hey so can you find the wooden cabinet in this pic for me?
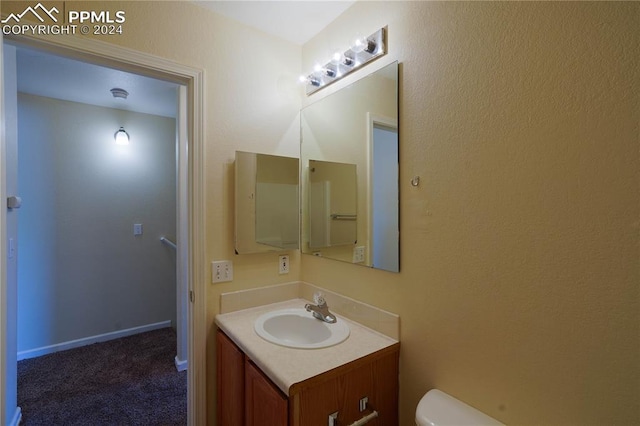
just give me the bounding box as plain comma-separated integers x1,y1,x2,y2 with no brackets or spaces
217,329,399,426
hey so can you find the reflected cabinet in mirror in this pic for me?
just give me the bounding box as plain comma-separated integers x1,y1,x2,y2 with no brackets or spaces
235,151,299,254
301,61,399,272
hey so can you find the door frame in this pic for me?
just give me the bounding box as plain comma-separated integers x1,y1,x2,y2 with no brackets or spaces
0,32,206,425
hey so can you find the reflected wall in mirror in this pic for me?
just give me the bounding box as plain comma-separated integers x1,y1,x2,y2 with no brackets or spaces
235,151,299,254
301,61,399,272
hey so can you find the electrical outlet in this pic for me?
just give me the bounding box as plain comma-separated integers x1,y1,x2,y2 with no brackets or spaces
133,223,143,236
353,246,365,263
212,260,233,283
279,255,289,274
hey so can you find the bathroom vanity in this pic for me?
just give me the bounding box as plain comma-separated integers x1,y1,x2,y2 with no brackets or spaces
216,293,400,426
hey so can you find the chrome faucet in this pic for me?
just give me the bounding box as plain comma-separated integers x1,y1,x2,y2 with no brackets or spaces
305,292,337,324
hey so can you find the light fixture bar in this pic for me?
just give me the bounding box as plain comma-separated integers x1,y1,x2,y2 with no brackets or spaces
302,27,387,95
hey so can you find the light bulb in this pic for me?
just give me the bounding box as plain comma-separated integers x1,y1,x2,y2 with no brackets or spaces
114,127,130,145
299,75,320,86
352,37,366,53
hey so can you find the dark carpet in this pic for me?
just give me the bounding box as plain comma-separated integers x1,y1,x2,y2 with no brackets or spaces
18,327,187,426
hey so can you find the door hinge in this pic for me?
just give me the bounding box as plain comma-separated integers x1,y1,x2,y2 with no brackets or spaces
189,290,194,303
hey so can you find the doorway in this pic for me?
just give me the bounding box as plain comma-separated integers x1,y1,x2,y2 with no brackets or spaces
0,33,206,425
367,114,399,272
371,124,399,271
12,45,184,362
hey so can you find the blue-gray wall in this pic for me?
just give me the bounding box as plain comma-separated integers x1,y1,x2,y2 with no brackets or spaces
17,93,176,354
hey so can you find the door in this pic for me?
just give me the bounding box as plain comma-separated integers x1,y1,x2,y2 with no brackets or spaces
216,330,245,426
245,359,288,426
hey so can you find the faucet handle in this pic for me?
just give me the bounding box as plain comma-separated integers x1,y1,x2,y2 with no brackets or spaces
313,292,326,306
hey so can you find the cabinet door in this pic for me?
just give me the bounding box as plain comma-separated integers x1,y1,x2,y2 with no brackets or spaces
217,330,245,426
295,365,373,425
293,350,399,426
245,359,289,426
369,349,399,426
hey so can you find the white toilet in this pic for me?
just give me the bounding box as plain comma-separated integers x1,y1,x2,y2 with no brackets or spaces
416,389,505,426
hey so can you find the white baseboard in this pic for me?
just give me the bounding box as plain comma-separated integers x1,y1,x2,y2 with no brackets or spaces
9,406,21,426
174,355,188,372
17,320,172,361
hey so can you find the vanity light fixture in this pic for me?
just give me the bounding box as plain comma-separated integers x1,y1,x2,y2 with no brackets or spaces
300,27,387,95
114,126,130,145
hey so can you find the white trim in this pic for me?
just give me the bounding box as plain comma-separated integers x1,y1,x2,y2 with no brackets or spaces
176,85,189,372
2,32,206,426
8,406,20,426
17,321,172,361
174,355,188,372
1,33,9,426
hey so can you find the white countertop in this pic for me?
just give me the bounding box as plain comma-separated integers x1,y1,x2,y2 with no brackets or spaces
215,298,399,396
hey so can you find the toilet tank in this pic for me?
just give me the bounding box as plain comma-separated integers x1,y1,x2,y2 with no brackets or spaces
416,389,504,426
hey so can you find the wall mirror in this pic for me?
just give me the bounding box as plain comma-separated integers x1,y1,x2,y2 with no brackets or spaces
235,151,299,254
301,61,399,272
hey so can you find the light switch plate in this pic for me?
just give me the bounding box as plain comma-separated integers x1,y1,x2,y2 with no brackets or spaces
278,255,289,274
353,246,365,263
212,260,233,283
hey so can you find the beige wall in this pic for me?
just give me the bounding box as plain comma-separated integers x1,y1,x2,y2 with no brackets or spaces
301,2,639,425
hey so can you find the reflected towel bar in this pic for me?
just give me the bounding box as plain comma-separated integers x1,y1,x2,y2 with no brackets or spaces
330,214,357,221
160,236,177,250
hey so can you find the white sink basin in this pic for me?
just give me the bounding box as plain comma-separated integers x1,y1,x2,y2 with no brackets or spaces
254,308,350,349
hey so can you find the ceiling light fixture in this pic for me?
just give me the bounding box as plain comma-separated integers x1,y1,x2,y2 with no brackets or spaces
114,127,130,145
110,87,129,99
299,27,387,95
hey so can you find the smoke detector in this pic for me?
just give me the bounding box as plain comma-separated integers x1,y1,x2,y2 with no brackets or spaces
110,88,129,99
